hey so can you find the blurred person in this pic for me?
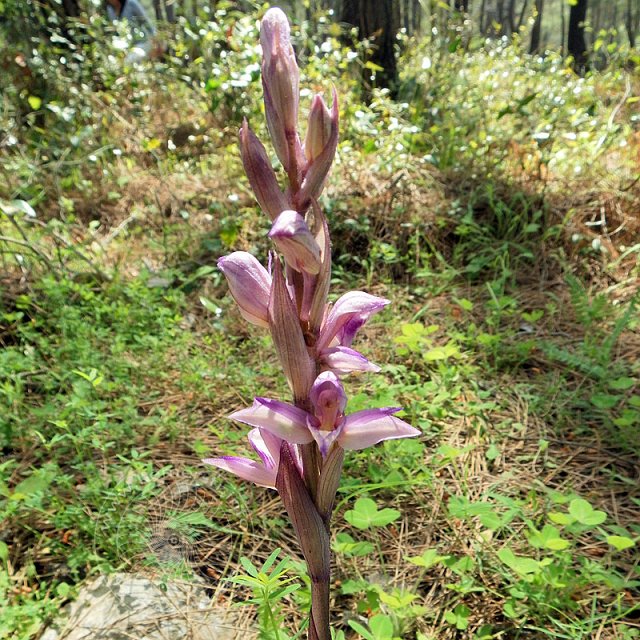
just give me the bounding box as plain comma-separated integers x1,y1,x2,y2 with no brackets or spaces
106,0,159,63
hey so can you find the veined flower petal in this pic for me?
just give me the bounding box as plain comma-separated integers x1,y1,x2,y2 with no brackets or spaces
218,252,271,328
269,210,322,274
316,291,390,352
338,407,420,451
309,371,347,430
204,456,277,488
229,398,314,445
320,346,381,374
204,428,282,488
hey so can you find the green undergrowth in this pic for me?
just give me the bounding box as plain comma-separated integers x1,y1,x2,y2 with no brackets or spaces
0,4,638,640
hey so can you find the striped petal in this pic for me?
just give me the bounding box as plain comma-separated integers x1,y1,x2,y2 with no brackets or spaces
338,408,420,451
229,398,314,445
316,291,389,352
320,346,381,374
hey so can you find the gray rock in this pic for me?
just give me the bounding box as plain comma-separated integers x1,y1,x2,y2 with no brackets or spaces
41,573,244,640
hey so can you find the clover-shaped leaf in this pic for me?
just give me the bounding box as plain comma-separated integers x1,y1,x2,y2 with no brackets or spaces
344,498,401,530
568,498,607,526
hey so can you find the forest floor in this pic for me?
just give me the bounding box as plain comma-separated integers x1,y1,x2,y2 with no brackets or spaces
1,35,639,640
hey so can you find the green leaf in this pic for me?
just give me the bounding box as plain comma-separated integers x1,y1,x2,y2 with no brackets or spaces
28,95,42,110
424,342,459,361
485,443,500,461
333,533,374,557
11,469,55,501
548,511,574,525
498,548,540,575
0,541,8,564
444,605,470,630
405,548,447,569
344,498,400,530
200,296,222,316
168,511,216,529
528,525,570,551
606,535,635,551
348,620,375,640
590,394,620,409
568,498,607,526
608,377,635,390
364,61,384,72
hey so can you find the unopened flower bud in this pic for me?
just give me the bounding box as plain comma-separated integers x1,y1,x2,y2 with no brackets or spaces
297,88,339,209
239,120,289,220
269,210,322,274
218,252,271,328
304,93,335,162
260,8,300,173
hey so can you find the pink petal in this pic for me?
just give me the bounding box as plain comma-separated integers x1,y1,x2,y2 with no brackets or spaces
229,398,314,445
309,371,347,430
320,346,381,374
269,210,322,274
316,291,390,352
247,428,281,468
218,252,271,328
338,408,420,451
204,456,277,488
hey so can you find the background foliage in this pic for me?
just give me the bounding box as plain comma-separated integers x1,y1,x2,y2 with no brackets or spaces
0,1,638,639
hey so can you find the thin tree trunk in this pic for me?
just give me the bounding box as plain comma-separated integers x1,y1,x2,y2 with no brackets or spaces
561,0,566,53
567,0,588,71
341,0,399,99
507,0,516,34
516,0,529,30
165,0,176,23
627,0,637,47
529,0,544,52
152,0,162,21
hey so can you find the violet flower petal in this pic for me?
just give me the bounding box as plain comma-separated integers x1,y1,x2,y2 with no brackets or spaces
204,456,277,488
260,8,300,172
316,291,390,352
218,251,271,328
269,210,322,274
239,120,289,220
229,398,314,445
309,371,347,430
297,88,339,209
268,257,316,403
320,346,381,374
338,407,420,451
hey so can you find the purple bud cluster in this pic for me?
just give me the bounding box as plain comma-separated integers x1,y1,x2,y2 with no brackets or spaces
205,9,419,640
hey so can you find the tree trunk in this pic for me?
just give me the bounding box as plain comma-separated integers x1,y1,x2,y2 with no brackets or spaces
516,0,528,30
341,0,399,99
627,0,637,47
165,0,176,23
507,0,516,34
529,0,544,52
560,0,566,52
567,0,588,71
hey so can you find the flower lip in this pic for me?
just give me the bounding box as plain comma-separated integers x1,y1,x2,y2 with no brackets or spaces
309,371,347,430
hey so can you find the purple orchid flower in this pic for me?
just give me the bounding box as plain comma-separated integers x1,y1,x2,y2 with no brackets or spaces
209,9,419,640
229,372,419,458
